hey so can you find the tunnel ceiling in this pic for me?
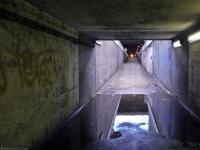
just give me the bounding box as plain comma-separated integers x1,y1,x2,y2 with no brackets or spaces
29,0,200,40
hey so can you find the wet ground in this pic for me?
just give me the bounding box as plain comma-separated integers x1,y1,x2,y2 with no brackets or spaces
85,131,200,150
113,114,149,138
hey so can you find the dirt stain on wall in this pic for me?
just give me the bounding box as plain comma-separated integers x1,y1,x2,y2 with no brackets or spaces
0,16,79,148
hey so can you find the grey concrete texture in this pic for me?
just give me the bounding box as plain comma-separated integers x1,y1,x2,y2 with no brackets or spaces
189,41,200,113
0,0,78,38
172,40,189,102
140,40,199,115
145,93,200,143
95,95,121,140
79,45,96,105
79,41,124,103
0,14,79,147
140,40,200,141
30,0,200,39
84,131,200,150
95,41,124,91
79,41,124,146
0,1,80,148
80,95,120,147
97,58,161,95
141,40,189,98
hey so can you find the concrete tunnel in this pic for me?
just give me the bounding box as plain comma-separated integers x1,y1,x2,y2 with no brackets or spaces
0,0,200,150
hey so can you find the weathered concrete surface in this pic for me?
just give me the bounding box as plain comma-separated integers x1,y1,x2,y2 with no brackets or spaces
141,41,173,90
189,41,200,113
139,40,200,115
172,39,189,102
79,44,96,105
145,93,200,143
140,40,189,103
97,58,160,95
85,131,200,150
0,0,77,38
140,40,200,142
95,41,124,91
80,95,121,148
79,41,124,147
0,1,79,148
95,95,121,140
79,41,124,104
29,0,200,39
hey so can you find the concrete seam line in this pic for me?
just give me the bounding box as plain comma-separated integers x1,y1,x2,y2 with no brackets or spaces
146,96,159,133
106,95,122,139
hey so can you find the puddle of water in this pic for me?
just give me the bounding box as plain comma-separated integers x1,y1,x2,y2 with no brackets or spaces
113,114,149,136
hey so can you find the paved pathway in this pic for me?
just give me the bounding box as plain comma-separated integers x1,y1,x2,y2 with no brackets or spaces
97,58,161,94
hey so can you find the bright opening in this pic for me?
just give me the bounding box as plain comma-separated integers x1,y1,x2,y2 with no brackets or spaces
188,31,200,43
173,40,181,48
113,114,149,133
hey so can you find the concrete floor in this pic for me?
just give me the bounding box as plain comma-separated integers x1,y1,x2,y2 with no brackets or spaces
97,58,161,94
84,131,200,150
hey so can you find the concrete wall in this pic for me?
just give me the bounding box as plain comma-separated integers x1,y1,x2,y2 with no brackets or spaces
0,1,125,148
189,41,200,113
95,41,124,90
172,39,189,102
79,41,123,146
0,1,79,148
140,40,189,101
79,45,96,105
79,41,123,103
140,40,200,141
145,93,200,142
139,40,199,111
141,41,173,90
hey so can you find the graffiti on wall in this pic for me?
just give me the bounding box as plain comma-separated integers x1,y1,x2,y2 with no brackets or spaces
0,20,77,96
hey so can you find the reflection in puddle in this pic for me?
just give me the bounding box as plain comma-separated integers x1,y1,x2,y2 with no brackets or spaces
113,115,149,137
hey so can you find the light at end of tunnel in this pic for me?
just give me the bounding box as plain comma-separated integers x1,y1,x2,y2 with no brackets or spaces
173,40,181,48
130,54,134,58
188,31,200,43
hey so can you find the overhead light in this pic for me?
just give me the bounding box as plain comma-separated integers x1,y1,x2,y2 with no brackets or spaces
96,40,102,45
173,40,181,48
188,31,200,43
